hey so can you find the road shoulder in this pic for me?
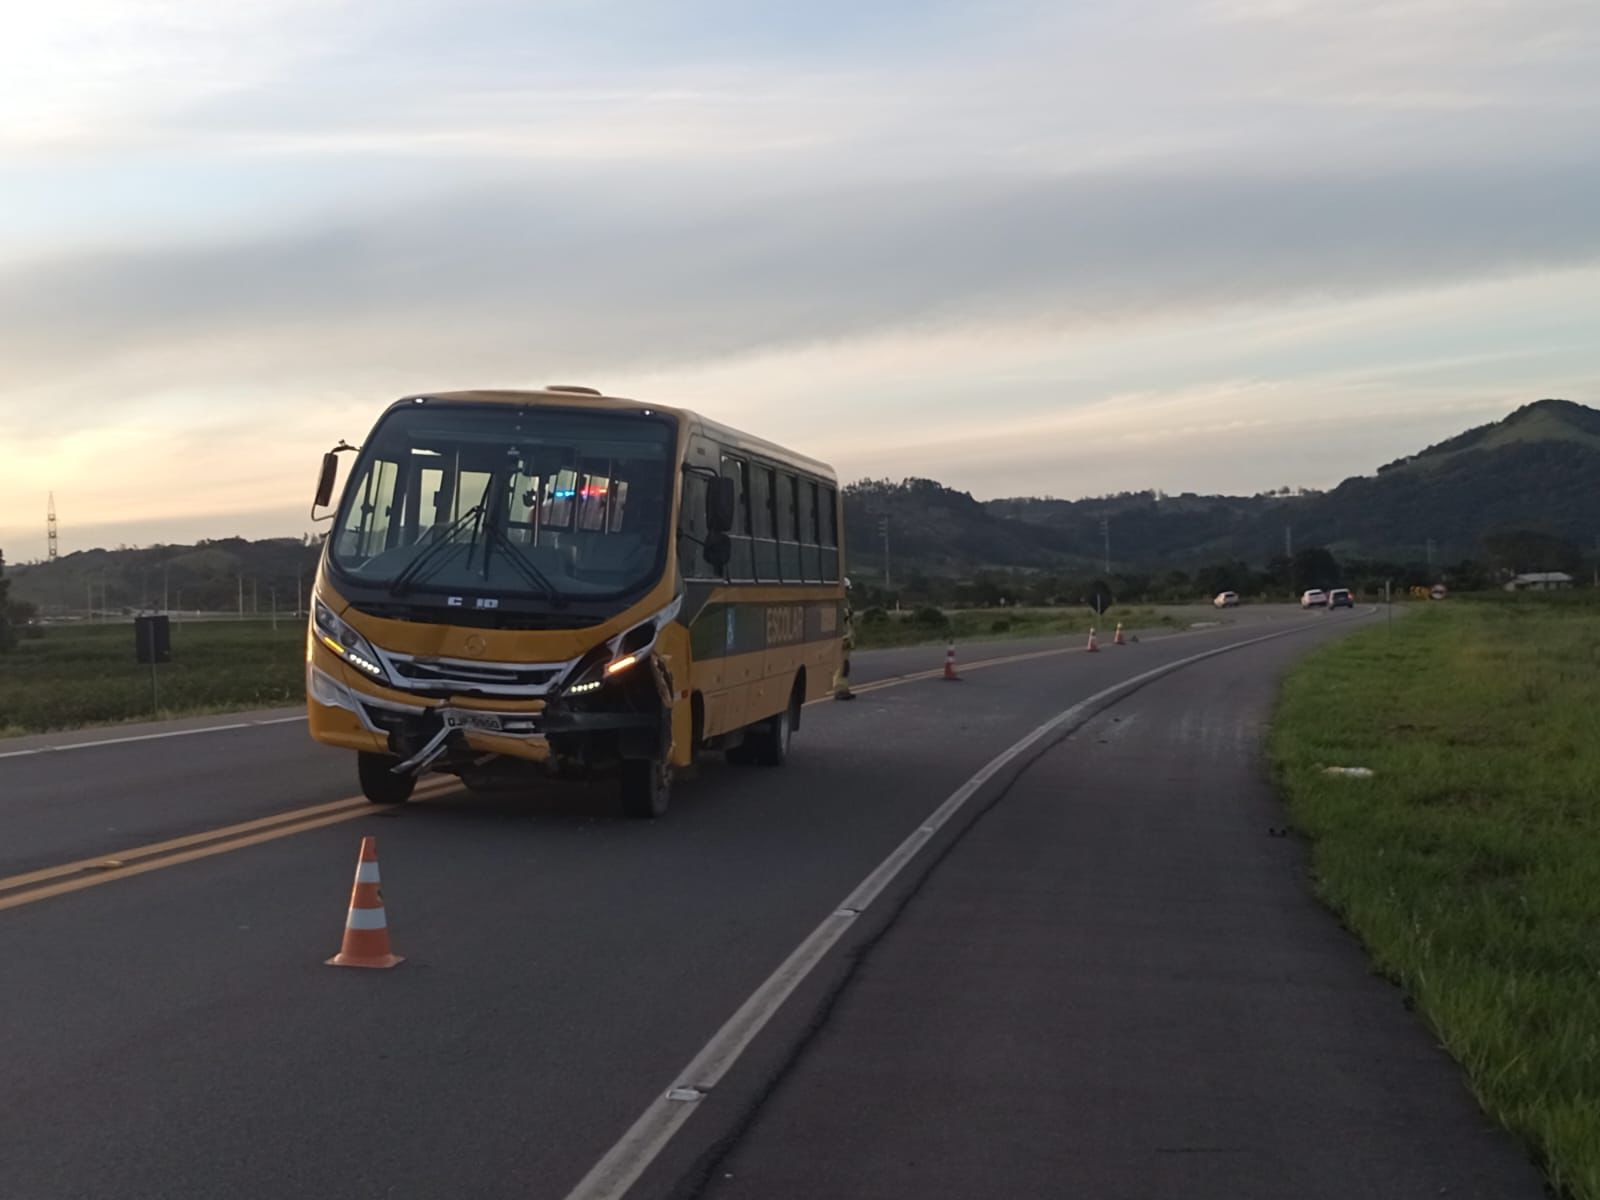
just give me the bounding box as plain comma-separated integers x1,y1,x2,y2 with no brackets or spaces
690,630,1544,1199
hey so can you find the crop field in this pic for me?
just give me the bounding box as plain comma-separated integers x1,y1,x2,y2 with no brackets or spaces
0,620,306,735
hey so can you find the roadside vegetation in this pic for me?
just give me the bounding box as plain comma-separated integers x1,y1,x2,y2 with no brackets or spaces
1272,597,1600,1199
0,620,305,736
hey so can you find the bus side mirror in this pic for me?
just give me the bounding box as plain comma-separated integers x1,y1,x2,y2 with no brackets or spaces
703,531,732,571
706,477,736,533
312,452,339,516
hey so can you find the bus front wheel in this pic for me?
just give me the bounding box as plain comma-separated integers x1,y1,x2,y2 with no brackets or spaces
358,752,416,805
621,757,671,819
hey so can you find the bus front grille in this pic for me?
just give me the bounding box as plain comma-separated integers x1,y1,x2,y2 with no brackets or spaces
381,652,563,697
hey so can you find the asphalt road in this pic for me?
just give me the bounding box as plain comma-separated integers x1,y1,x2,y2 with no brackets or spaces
0,604,1543,1199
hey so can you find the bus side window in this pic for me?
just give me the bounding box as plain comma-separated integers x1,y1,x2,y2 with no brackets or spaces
721,453,754,580
608,481,629,533
802,479,822,581
576,470,610,532
776,471,799,580
542,468,576,529
751,465,778,580
821,485,839,580
679,472,711,579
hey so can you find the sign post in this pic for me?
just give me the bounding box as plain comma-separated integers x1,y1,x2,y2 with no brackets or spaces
134,615,172,714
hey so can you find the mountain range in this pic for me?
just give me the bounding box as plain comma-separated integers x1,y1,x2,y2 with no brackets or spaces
6,398,1597,614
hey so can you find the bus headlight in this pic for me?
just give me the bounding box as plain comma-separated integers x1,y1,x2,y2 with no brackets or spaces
562,647,643,698
313,598,389,683
558,598,678,699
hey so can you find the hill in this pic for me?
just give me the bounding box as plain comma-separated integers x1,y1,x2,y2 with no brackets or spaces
1377,398,1600,471
847,398,1600,575
11,537,322,617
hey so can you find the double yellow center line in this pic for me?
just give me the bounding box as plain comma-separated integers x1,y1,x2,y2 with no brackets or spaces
0,777,459,913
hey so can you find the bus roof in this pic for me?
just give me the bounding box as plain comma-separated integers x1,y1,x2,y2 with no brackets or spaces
408,389,836,482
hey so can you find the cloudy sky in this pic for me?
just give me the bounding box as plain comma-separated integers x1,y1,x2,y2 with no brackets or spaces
3,0,1598,560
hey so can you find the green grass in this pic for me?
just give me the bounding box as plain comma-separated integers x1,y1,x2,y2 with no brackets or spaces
853,604,1182,650
0,620,306,735
1271,600,1600,1199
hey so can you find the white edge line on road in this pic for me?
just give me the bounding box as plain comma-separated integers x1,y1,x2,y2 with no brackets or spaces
560,614,1350,1200
2,720,269,758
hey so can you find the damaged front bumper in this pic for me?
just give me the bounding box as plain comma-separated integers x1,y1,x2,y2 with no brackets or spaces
308,663,669,778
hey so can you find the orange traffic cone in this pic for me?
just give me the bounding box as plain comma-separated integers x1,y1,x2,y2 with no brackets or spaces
326,836,404,969
943,641,961,681
1114,623,1126,646
1086,627,1100,653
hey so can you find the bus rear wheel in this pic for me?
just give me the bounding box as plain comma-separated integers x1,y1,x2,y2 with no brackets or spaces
621,756,671,819
747,688,799,767
358,752,416,805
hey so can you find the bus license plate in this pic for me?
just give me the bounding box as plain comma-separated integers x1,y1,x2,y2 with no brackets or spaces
443,709,503,733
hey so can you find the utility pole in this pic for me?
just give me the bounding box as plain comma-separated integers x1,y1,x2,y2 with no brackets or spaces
86,580,93,622
877,516,891,592
270,586,278,631
162,563,169,613
252,576,258,615
1100,516,1111,575
1285,524,1294,598
47,492,58,561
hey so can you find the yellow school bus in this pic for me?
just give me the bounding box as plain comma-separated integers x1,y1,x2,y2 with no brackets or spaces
305,387,846,817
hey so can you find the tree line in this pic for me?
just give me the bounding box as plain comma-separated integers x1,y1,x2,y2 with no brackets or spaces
846,530,1591,613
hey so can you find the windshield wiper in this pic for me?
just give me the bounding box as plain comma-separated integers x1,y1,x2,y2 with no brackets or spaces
387,504,486,597
481,515,568,609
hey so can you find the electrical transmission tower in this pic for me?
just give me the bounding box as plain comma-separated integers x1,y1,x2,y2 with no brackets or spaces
47,492,59,561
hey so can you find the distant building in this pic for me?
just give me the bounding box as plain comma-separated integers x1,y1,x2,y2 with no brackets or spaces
1504,572,1574,592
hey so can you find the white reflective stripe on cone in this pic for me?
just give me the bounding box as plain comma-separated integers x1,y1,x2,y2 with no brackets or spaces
346,907,389,930
355,863,382,883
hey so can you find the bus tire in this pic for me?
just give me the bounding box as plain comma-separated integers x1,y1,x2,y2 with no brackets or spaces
621,757,671,819
358,752,416,805
749,684,800,767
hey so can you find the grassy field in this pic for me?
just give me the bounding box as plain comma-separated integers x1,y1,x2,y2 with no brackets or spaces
0,620,306,736
853,604,1182,649
1272,599,1600,1199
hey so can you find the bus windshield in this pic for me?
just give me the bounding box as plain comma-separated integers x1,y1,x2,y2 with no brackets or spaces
329,404,676,606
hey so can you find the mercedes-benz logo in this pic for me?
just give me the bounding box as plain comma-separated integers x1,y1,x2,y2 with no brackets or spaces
463,634,487,658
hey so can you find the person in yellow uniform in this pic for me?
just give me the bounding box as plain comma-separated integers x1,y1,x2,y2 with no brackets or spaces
833,577,856,701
